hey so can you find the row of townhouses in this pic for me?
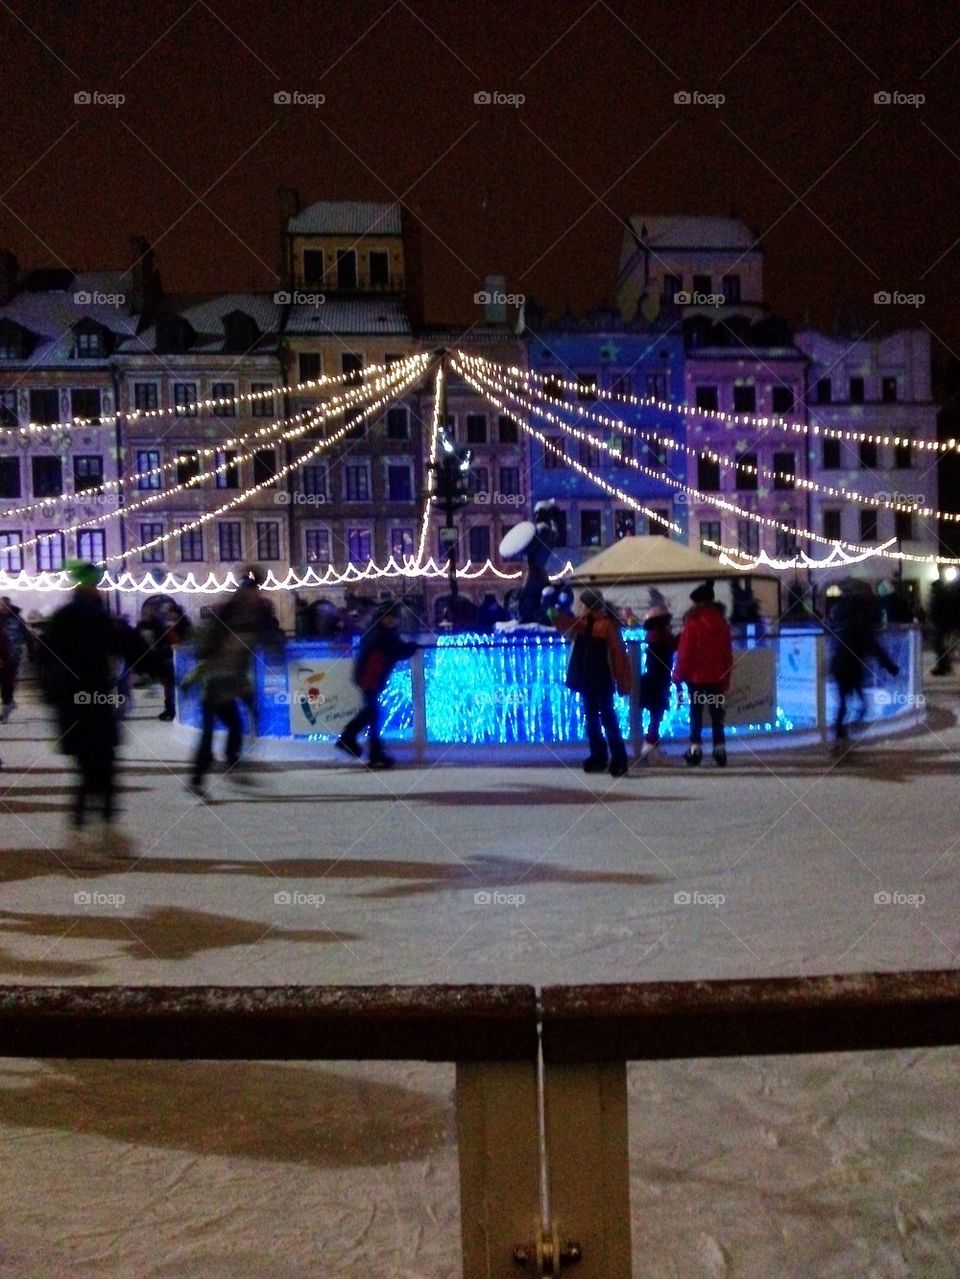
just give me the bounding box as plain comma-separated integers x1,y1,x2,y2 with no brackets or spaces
0,203,940,623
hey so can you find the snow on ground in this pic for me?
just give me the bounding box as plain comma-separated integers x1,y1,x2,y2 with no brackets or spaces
0,680,959,1276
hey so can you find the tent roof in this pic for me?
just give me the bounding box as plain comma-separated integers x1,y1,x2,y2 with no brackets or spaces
569,536,776,585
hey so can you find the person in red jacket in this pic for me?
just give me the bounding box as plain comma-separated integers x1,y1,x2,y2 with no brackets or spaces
674,581,734,767
553,587,632,776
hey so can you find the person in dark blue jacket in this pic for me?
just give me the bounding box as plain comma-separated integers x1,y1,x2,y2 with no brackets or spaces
336,601,417,769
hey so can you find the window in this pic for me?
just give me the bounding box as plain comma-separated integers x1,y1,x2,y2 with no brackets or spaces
73,455,103,493
0,457,21,498
176,450,201,486
173,383,197,416
859,440,878,470
662,274,682,302
580,510,603,547
733,384,756,413
466,414,487,444
576,374,597,401
341,352,363,384
442,414,457,440
347,527,371,561
499,466,520,496
772,386,794,414
304,527,331,565
386,407,409,440
253,448,277,486
615,510,635,540
894,510,913,543
697,456,721,491
737,519,759,555
70,388,101,422
543,375,563,401
773,452,795,490
180,529,204,562
894,441,913,469
849,377,865,404
695,385,719,411
369,250,390,288
391,527,415,560
693,273,711,295
0,531,22,572
139,522,164,563
470,466,489,498
859,508,878,542
775,530,798,558
133,382,158,411
32,456,63,497
0,390,17,427
303,249,324,284
645,372,668,400
343,462,370,501
74,329,102,358
578,438,600,469
700,520,721,549
822,438,841,469
136,449,162,490
387,463,413,502
299,352,321,381
300,462,327,498
255,521,281,561
611,434,634,466
722,274,741,304
215,449,240,490
823,509,842,541
611,373,633,398
735,452,758,491
649,509,670,537
77,529,105,562
30,389,60,425
552,509,569,546
217,521,242,562
251,383,275,417
336,250,358,290
544,438,565,468
384,353,404,367
211,382,236,416
36,530,65,571
816,378,832,404
468,525,491,562
882,376,898,404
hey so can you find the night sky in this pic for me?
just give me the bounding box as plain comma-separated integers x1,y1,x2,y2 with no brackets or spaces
2,1,958,354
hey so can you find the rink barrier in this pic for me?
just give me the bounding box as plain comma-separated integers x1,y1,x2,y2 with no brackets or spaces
2,970,958,1279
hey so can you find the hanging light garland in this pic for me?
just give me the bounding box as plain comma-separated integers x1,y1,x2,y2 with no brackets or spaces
703,539,901,572
413,363,443,568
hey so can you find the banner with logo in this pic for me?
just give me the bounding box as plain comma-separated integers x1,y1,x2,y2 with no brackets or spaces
285,658,362,736
724,647,776,726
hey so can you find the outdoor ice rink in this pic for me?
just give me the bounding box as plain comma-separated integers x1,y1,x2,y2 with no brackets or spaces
1,679,958,1277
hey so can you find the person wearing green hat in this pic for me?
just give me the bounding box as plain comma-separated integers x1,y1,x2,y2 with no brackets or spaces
39,562,133,855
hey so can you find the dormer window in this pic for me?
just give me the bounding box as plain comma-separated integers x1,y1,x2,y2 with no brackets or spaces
75,329,102,358
155,315,195,355
369,250,389,288
0,319,35,360
303,250,324,285
222,310,260,354
336,250,357,290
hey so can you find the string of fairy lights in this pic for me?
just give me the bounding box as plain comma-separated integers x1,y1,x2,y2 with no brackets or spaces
413,363,443,568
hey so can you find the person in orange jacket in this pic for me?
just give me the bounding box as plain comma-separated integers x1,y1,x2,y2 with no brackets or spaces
553,587,632,776
674,581,734,767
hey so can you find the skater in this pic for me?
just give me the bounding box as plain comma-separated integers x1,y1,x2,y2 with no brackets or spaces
39,561,132,854
156,601,192,720
0,596,29,722
632,603,677,768
552,587,631,777
826,579,899,751
184,567,282,797
336,600,417,769
674,581,733,767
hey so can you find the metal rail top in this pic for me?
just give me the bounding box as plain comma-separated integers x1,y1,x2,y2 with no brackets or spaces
0,971,958,1063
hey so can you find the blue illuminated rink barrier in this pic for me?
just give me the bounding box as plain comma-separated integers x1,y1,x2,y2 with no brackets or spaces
175,625,924,758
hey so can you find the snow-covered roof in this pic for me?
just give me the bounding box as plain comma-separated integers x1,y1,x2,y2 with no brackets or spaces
119,293,282,355
626,215,758,251
285,296,411,336
0,270,140,363
287,201,402,236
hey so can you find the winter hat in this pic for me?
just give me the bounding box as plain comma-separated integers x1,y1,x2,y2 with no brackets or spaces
374,599,401,623
580,587,605,611
643,604,671,627
690,581,714,604
66,560,101,589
